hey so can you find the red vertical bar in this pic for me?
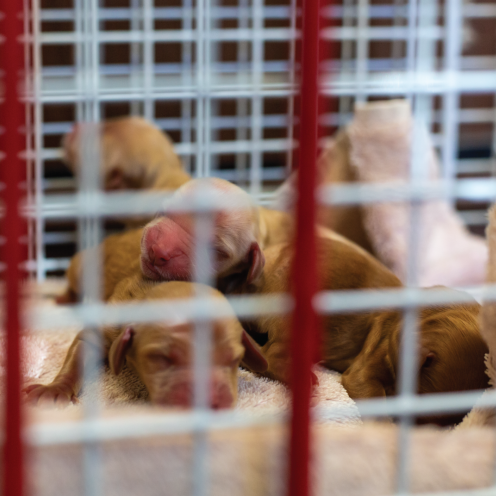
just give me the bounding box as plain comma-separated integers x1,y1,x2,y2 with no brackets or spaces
1,0,26,494
288,0,322,495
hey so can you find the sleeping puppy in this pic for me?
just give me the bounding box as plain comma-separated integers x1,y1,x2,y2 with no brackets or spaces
63,116,192,229
140,177,294,287
57,178,265,303
340,300,489,399
62,116,191,192
272,130,375,254
26,276,267,408
58,177,293,304
64,117,293,241
233,237,489,407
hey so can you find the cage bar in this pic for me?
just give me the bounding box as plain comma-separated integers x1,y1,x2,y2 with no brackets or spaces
1,0,27,494
288,0,322,495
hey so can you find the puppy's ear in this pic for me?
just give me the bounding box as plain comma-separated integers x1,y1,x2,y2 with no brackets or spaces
340,314,397,399
108,326,135,375
106,168,125,190
218,242,265,294
246,242,265,284
241,330,268,373
420,347,435,368
341,364,388,399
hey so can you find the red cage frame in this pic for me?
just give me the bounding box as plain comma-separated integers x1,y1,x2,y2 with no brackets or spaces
2,0,27,494
289,0,324,495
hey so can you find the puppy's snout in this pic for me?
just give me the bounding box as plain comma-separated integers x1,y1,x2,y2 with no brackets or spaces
148,244,171,267
210,381,233,410
154,371,234,409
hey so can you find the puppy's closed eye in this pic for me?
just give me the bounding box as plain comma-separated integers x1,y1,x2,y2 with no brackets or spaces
215,249,230,261
147,353,173,371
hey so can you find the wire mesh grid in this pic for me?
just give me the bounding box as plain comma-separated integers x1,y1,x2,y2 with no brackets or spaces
24,0,496,280
3,0,496,495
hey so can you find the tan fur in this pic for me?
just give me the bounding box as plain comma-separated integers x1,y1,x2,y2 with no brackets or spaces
58,180,298,304
58,228,144,303
258,206,294,249
63,116,191,228
273,132,374,253
62,116,191,192
235,237,489,415
25,278,245,409
62,117,295,241
317,131,375,254
139,177,295,291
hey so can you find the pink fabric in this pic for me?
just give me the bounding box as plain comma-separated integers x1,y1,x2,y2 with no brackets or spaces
346,99,487,288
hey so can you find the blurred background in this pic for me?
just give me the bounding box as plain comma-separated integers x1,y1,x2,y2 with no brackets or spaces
27,0,496,277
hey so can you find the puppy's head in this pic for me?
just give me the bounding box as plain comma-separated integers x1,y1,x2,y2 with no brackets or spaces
140,178,265,289
388,300,489,425
415,303,489,395
107,282,267,409
109,320,243,409
62,116,181,190
387,300,489,396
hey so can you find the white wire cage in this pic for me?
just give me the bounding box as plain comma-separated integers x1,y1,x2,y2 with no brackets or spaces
28,0,496,281
14,0,496,495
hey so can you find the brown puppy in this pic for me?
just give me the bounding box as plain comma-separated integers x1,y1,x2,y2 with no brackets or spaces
26,277,267,408
62,116,191,192
340,298,489,401
234,237,489,403
317,131,375,253
273,131,375,254
258,206,294,248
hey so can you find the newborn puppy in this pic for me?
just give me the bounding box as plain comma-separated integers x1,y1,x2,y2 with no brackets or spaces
26,277,267,408
340,298,489,399
57,178,294,304
272,131,375,254
141,177,294,292
62,116,191,192
234,237,489,403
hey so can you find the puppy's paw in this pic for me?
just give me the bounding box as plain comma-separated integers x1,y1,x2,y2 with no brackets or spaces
55,289,77,305
23,383,78,408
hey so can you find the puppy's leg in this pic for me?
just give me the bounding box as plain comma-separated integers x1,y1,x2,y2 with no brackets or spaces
340,347,390,399
55,288,78,305
24,330,104,407
261,339,290,383
261,339,318,386
340,367,386,399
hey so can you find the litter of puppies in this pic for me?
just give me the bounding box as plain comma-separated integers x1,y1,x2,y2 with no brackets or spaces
24,111,492,429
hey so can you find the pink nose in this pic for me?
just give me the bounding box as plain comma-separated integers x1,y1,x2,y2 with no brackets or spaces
210,383,233,410
162,380,233,409
148,244,172,267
